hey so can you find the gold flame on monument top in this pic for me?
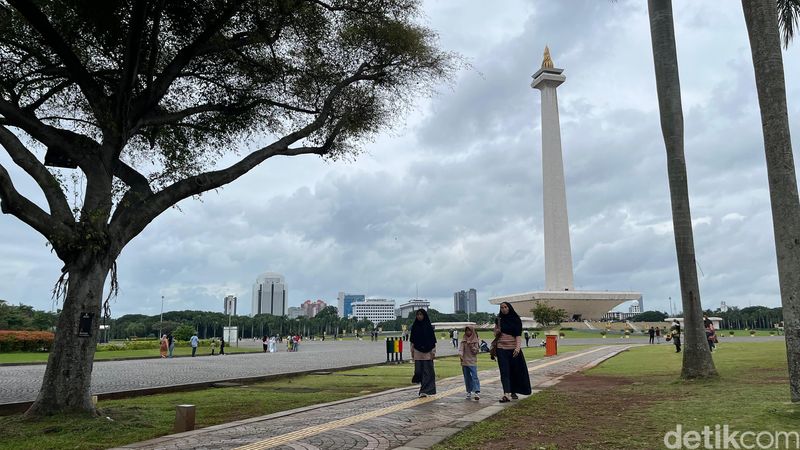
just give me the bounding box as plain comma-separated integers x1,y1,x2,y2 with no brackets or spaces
541,46,554,69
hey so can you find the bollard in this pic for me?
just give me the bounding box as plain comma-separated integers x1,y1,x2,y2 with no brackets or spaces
390,337,396,362
398,337,403,361
385,337,391,363
174,404,196,432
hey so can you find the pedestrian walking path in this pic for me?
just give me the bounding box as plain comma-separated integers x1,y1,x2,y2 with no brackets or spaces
112,345,633,450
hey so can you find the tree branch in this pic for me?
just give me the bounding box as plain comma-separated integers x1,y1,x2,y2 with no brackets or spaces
0,124,72,222
116,0,148,130
112,64,376,245
138,99,318,127
0,161,71,240
0,97,99,167
132,1,244,126
7,0,110,123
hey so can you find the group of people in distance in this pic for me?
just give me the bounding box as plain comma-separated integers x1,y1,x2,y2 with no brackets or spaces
658,315,718,353
409,302,532,403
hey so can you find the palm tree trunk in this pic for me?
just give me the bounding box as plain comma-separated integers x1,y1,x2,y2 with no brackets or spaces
742,0,800,402
647,0,717,378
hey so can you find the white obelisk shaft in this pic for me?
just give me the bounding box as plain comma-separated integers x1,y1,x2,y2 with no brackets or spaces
531,52,574,291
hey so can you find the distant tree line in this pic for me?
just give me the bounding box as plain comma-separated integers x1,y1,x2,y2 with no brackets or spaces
0,301,499,339
0,300,58,330
629,306,783,330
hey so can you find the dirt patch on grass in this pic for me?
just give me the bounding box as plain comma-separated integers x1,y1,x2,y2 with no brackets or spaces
477,373,656,450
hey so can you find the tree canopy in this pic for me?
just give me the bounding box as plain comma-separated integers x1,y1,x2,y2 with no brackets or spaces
0,0,456,416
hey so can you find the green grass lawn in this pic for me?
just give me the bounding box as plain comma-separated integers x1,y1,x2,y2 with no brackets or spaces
434,341,798,450
0,346,596,450
0,345,262,364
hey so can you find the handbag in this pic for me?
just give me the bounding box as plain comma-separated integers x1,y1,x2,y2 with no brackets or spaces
489,338,498,360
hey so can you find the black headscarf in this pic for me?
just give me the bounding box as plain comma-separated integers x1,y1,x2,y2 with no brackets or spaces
499,302,523,337
410,308,436,352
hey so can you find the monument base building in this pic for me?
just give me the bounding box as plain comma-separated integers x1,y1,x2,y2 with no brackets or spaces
490,290,641,321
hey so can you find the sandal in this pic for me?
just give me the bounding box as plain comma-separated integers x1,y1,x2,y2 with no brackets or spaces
499,396,510,403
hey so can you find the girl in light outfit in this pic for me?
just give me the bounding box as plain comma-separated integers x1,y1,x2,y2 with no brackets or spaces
459,325,481,400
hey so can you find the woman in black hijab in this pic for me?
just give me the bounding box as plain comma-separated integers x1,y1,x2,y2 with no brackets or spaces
410,308,437,397
494,302,531,402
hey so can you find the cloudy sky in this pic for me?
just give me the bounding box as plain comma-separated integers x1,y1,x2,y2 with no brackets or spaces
1,0,798,318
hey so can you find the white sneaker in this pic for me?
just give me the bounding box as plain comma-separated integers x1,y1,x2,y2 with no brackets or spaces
419,393,428,398
473,393,480,400
465,392,472,399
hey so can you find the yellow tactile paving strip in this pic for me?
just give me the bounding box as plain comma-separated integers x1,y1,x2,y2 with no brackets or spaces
234,346,614,450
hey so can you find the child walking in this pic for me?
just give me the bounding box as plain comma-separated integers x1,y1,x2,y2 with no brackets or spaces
459,325,481,400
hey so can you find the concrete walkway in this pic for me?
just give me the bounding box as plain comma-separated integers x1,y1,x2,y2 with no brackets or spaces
112,345,633,450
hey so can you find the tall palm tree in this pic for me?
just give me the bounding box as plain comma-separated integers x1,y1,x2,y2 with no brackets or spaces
647,0,717,378
777,0,800,47
741,0,800,402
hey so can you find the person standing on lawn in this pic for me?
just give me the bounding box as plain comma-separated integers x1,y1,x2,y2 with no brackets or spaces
410,308,437,397
494,302,532,403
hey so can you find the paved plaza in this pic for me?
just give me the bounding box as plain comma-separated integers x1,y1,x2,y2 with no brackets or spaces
0,336,782,406
111,345,632,450
0,339,460,405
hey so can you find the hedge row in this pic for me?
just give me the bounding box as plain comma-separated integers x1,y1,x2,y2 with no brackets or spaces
0,330,55,352
97,339,217,352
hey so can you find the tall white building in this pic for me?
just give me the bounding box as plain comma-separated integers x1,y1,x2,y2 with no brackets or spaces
224,294,237,316
252,272,287,317
351,299,396,325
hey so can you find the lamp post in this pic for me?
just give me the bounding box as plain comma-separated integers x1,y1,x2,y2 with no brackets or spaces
159,295,164,338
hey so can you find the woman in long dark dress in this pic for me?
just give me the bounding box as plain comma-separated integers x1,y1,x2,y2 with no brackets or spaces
410,308,437,397
494,302,532,402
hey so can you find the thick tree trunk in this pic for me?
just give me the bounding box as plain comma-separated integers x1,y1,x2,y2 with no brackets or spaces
647,0,717,378
25,258,110,416
742,0,800,402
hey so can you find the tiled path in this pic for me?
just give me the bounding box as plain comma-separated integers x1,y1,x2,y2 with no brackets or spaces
113,345,633,450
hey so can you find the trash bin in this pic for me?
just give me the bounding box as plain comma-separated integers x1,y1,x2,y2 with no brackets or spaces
545,334,558,356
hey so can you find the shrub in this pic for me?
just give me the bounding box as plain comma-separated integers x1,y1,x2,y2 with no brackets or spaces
750,330,757,336
769,331,776,336
600,330,607,336
559,327,573,331
0,330,54,352
558,332,565,337
729,331,735,336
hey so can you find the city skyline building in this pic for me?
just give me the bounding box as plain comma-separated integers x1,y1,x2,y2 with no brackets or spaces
397,299,430,318
453,289,477,314
351,299,396,325
251,272,287,317
337,292,365,318
300,299,327,318
287,306,303,319
224,294,237,316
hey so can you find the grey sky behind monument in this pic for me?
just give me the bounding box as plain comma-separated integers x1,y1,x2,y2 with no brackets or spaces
0,0,797,317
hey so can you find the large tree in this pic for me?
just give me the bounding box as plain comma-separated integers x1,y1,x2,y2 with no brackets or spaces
741,0,800,402
646,0,717,378
0,0,454,416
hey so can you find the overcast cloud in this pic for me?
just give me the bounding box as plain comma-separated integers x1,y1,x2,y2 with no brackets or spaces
1,0,798,318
